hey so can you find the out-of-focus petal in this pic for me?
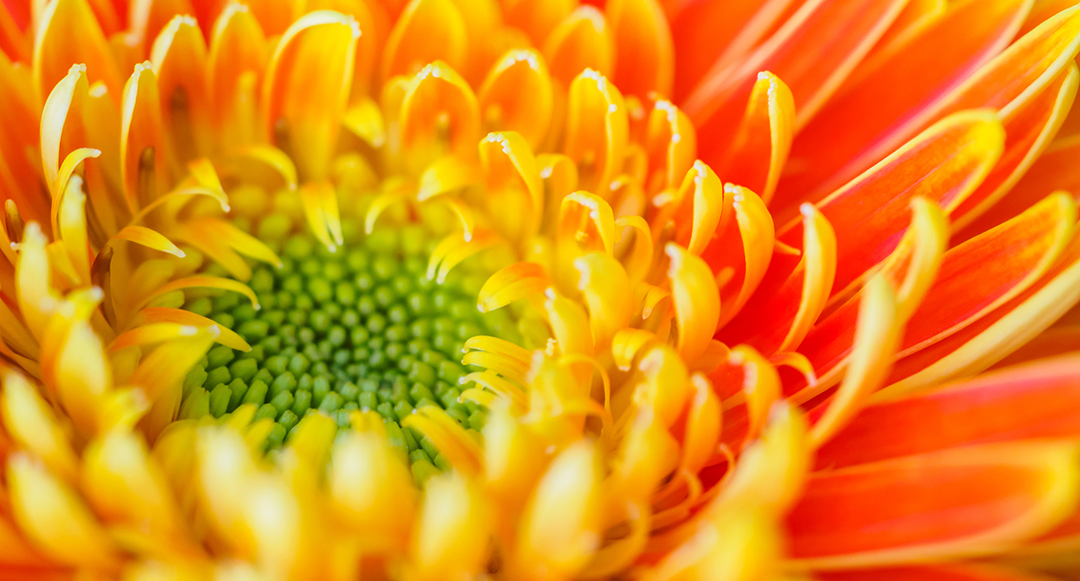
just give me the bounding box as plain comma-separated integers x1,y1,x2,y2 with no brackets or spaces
150,15,211,167
8,453,121,570
262,11,359,182
952,63,1080,231
818,564,1067,581
120,63,169,212
669,0,797,101
33,0,123,100
382,0,467,80
543,7,615,87
206,3,266,150
606,0,673,97
787,442,1080,568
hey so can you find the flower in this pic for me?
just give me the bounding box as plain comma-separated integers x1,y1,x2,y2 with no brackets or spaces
0,0,1080,580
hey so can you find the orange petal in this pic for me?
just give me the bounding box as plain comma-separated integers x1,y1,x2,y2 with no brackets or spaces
964,135,1080,237
502,0,575,46
669,0,797,102
606,0,672,97
33,0,123,101
398,61,481,167
0,53,45,224
717,71,795,204
881,230,1080,395
128,0,195,52
786,110,1005,300
818,564,1069,581
120,63,169,212
381,0,467,80
564,69,628,195
900,193,1075,356
478,49,554,150
817,353,1080,469
953,64,1080,232
206,3,267,150
777,1,1077,213
150,15,210,167
787,442,1080,568
262,11,359,182
991,324,1080,369
542,6,615,87
802,193,1072,399
857,0,948,69
686,0,908,164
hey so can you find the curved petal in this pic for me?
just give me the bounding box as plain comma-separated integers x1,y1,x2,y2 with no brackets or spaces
478,49,554,149
687,0,908,165
33,0,123,100
206,3,267,150
398,61,481,167
120,63,169,212
777,1,1078,213
542,7,615,86
718,71,795,204
381,0,467,80
150,15,210,167
786,110,1005,299
564,69,629,194
262,11,359,182
881,231,1080,396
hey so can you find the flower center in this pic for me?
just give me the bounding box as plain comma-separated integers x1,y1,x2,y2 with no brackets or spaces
178,210,519,477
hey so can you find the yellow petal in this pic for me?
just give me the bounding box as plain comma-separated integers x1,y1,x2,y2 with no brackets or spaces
667,243,720,366
478,49,554,149
564,69,628,194
514,440,603,579
381,0,467,80
810,276,901,447
8,453,120,570
412,471,492,581
1,370,78,482
329,430,416,548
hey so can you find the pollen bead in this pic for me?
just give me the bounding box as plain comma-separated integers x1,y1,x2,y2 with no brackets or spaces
179,211,517,464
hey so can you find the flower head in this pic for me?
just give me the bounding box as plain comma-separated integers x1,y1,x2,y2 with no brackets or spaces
1,0,1080,580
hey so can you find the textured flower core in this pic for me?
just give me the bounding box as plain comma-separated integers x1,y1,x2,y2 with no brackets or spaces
178,209,517,472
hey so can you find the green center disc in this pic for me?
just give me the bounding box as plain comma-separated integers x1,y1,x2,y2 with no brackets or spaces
178,213,521,479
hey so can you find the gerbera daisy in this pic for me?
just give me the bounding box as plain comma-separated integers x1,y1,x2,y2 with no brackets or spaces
1,0,1080,580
